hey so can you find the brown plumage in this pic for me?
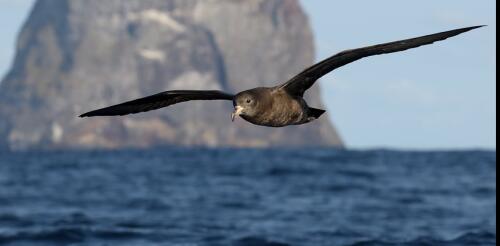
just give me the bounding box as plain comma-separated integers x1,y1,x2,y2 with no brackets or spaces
80,26,484,127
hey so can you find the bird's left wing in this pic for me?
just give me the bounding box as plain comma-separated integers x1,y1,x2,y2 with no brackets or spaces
280,26,485,97
80,90,234,117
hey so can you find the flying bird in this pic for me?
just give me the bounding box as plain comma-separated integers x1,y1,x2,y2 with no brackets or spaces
80,26,484,127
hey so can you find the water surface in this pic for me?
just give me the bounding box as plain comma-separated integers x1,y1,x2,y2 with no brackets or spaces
0,149,496,245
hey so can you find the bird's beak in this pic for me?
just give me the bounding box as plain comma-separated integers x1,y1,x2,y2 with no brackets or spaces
232,106,244,122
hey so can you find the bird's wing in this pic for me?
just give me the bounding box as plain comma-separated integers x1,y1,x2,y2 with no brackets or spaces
80,90,234,117
280,26,485,96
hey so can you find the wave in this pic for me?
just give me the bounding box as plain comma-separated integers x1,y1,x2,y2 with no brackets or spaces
0,227,154,244
0,229,494,246
234,237,291,246
349,232,496,246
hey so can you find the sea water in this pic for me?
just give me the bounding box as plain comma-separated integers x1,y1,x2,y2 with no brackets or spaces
0,148,496,246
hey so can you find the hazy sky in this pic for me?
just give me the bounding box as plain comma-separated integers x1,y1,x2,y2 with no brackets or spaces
0,1,496,150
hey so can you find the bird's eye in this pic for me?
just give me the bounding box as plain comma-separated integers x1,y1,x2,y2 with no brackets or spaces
246,99,252,104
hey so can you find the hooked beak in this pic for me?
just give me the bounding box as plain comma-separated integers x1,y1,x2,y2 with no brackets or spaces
231,106,244,122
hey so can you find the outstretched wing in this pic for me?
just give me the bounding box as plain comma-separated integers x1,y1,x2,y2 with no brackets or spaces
80,90,234,117
280,26,485,96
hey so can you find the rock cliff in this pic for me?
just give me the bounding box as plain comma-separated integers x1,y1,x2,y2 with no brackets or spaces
0,0,343,150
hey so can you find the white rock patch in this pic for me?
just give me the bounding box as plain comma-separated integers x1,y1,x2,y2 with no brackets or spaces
167,71,221,91
51,122,64,143
139,49,166,62
129,9,185,32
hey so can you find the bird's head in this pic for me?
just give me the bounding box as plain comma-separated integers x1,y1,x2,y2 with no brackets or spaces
232,90,260,122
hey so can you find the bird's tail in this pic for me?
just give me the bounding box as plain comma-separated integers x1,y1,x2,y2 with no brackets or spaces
308,107,326,119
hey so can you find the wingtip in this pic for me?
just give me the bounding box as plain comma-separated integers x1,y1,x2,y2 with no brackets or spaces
468,25,487,30
451,25,487,35
474,25,487,28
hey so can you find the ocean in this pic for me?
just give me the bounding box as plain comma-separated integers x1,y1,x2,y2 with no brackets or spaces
0,148,496,246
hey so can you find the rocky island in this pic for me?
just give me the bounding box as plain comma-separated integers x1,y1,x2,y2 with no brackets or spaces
0,0,343,150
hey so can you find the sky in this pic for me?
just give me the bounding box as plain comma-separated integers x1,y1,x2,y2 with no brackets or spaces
0,1,496,150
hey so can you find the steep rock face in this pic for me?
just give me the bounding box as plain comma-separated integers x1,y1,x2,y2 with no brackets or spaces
0,0,343,150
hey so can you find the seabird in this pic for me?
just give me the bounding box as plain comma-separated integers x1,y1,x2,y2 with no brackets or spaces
80,26,484,127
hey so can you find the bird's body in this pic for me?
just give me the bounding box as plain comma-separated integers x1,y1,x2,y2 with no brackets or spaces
235,87,312,127
80,26,484,128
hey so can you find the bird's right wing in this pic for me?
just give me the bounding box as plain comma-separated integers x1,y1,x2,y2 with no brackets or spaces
80,90,234,117
280,26,485,97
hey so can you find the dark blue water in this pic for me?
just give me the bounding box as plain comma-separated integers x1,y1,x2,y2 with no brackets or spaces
0,149,496,246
